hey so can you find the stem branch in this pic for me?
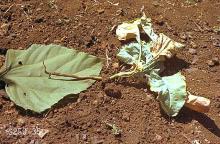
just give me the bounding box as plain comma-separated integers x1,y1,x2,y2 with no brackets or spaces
43,61,103,81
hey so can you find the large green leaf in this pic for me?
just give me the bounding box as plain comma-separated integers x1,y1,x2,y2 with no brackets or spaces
0,44,103,113
148,71,187,116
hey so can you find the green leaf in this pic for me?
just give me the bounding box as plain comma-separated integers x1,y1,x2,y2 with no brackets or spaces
116,41,164,74
0,44,103,113
148,71,187,116
117,42,153,65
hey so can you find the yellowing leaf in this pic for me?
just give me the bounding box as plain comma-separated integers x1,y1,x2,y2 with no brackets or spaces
116,19,141,42
151,33,185,61
116,14,158,43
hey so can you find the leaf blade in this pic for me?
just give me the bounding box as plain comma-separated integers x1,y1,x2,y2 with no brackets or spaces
2,44,103,112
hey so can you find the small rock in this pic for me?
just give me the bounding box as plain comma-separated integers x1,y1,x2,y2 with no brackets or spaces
191,56,199,64
152,1,160,7
207,60,215,67
155,16,164,26
97,9,105,14
122,112,131,122
96,128,102,133
186,32,193,39
43,38,50,43
17,118,25,126
97,92,104,99
37,129,49,138
104,83,121,98
188,48,197,55
180,33,187,41
192,139,201,144
154,134,162,141
56,19,63,26
190,41,197,48
212,57,219,65
36,8,42,12
53,39,62,43
0,23,10,36
213,41,220,47
92,100,99,107
82,133,87,141
207,57,219,67
34,16,45,23
112,62,119,69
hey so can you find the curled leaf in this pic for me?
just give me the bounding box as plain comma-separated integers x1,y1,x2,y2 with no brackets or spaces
151,33,185,61
116,14,157,42
116,20,141,42
148,71,187,116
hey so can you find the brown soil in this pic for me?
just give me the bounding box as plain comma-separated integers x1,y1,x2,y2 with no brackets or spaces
0,0,220,143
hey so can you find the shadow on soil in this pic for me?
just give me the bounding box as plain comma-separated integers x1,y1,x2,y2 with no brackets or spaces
16,94,78,118
161,107,220,138
159,57,220,138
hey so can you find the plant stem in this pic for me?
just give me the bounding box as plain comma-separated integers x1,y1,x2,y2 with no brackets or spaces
43,61,103,81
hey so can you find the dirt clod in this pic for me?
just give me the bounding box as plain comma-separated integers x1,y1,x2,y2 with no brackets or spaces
104,83,121,98
207,57,219,67
207,60,215,67
122,112,131,122
97,9,105,14
34,16,45,23
188,48,197,55
212,57,219,65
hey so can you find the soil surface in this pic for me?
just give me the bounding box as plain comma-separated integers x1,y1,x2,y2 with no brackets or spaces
0,0,220,143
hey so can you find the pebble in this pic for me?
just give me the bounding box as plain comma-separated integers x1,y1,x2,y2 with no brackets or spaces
154,134,162,141
186,32,193,39
112,62,119,69
0,23,10,36
36,8,42,12
207,60,215,67
38,129,49,138
213,41,220,47
82,133,87,141
191,56,199,64
207,57,219,67
212,57,219,65
96,128,102,133
104,83,121,98
34,16,45,23
97,9,105,14
56,19,63,26
122,112,131,122
179,33,187,41
188,48,197,55
17,118,26,126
